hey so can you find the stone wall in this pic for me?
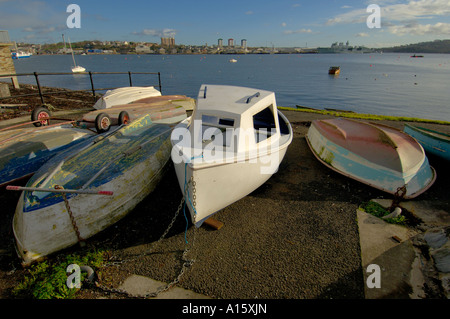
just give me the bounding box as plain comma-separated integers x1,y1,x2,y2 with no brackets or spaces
0,43,19,89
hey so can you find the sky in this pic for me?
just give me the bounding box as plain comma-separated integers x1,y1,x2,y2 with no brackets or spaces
1,0,450,48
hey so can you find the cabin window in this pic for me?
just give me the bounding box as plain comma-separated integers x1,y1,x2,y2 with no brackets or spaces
253,106,276,143
201,114,236,147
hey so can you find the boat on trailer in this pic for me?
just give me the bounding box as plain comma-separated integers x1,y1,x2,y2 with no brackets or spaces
11,114,175,265
81,95,191,132
93,86,162,110
171,84,293,226
306,118,436,199
403,123,450,161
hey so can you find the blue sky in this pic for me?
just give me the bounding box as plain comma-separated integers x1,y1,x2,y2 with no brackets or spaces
1,0,450,48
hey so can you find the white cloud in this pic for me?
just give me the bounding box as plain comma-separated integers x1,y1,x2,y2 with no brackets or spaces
132,28,177,38
355,32,370,37
388,22,450,35
245,11,254,15
283,29,316,35
281,22,287,27
326,0,450,36
327,0,450,25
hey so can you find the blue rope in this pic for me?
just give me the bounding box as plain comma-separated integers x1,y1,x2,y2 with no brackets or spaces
183,155,203,243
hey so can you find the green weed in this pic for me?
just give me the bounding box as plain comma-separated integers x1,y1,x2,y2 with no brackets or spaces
12,249,106,299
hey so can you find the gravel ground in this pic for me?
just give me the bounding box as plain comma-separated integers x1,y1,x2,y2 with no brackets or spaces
0,88,448,299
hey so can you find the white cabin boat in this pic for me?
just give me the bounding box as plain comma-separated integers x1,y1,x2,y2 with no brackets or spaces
171,85,293,226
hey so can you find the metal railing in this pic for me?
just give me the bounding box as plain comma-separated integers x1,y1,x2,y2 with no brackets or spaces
0,71,162,104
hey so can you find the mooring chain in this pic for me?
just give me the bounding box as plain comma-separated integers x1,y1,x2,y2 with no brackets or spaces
55,185,85,246
389,185,407,212
95,186,197,299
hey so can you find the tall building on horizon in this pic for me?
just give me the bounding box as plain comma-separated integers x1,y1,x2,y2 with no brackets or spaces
228,38,234,47
241,39,247,50
218,38,223,48
161,37,175,47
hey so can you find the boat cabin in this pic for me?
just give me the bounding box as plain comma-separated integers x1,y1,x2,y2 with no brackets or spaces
184,85,289,163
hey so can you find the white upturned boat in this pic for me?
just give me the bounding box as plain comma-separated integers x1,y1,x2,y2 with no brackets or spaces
11,114,174,265
93,86,162,109
171,85,293,226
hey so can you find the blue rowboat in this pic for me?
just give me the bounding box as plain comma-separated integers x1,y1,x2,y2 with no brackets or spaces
404,124,450,161
0,123,97,187
306,118,436,199
12,114,174,265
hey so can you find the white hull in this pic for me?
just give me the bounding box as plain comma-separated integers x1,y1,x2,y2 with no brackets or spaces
93,87,161,109
173,143,289,226
72,66,85,73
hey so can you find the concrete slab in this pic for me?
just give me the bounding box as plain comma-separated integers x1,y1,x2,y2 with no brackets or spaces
357,209,425,299
118,274,212,299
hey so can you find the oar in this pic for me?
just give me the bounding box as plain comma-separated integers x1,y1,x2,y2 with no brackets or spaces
6,185,113,196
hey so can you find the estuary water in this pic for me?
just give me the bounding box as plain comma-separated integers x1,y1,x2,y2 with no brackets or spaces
11,52,450,122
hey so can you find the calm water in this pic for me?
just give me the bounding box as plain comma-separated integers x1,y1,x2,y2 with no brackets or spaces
11,53,450,122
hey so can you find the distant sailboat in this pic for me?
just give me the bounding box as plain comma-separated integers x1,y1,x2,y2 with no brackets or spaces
66,36,85,73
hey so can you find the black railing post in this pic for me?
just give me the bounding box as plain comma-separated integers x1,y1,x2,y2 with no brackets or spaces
158,72,162,94
88,71,96,101
128,71,133,87
33,72,45,104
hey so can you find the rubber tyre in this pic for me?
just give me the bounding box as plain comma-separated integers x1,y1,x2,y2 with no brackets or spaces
31,107,51,127
95,113,111,133
118,111,130,125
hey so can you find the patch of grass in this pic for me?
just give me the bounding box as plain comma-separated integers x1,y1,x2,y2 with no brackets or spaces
359,201,406,226
279,106,450,125
12,249,107,299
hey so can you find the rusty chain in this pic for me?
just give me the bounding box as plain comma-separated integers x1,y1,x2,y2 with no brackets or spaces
389,185,407,212
55,185,86,246
94,178,198,298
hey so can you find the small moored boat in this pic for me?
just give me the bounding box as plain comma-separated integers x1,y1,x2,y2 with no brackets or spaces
11,114,175,265
328,66,340,75
171,85,293,226
404,123,450,161
306,118,436,198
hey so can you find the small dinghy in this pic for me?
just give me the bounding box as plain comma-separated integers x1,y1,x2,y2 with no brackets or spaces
93,86,162,110
11,114,174,265
0,122,97,187
404,123,450,161
306,118,436,198
171,85,293,226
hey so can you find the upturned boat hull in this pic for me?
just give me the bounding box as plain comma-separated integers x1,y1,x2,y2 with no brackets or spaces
306,118,436,198
13,115,172,265
0,125,97,187
404,124,450,161
93,86,162,109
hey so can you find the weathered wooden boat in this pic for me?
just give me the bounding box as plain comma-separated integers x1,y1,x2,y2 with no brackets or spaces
404,123,450,161
81,95,191,132
93,86,162,109
328,66,340,75
0,122,97,187
306,118,436,199
11,114,174,265
171,85,293,226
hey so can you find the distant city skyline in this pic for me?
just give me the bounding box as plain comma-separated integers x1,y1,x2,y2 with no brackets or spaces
1,0,450,49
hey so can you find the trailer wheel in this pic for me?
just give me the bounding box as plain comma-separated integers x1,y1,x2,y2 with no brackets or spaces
95,113,111,133
118,111,130,125
31,107,51,127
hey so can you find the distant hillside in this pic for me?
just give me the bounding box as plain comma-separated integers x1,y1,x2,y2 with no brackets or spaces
382,39,450,53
